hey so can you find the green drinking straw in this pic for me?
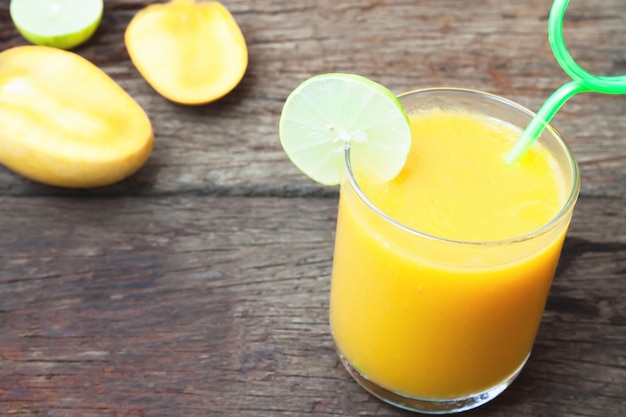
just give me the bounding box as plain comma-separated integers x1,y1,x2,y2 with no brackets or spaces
504,0,626,165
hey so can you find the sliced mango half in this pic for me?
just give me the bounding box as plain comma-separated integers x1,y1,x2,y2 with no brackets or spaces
125,0,248,105
0,45,154,188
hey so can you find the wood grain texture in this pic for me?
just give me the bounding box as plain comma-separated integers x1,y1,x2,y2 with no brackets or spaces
0,0,624,197
0,196,624,416
0,0,624,416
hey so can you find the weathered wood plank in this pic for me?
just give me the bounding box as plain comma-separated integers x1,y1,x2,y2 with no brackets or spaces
0,0,624,197
0,195,624,416
0,0,624,415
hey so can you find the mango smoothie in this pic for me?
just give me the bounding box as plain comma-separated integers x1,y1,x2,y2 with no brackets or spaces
329,89,579,412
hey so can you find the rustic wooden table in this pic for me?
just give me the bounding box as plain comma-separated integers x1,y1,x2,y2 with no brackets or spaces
1,1,625,416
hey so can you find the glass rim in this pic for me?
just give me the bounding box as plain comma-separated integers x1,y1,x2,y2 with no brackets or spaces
343,87,581,246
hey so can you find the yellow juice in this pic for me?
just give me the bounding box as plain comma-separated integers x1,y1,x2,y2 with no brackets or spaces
329,90,578,403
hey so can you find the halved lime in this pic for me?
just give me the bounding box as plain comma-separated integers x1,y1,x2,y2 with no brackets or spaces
279,73,412,186
10,0,103,50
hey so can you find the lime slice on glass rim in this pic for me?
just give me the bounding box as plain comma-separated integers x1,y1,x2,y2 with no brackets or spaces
279,73,412,186
10,0,104,50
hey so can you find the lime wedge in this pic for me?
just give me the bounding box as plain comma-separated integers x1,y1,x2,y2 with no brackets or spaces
279,73,412,186
10,0,103,50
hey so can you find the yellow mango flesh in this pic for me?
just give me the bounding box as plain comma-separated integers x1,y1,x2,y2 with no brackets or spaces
125,0,248,105
0,45,153,188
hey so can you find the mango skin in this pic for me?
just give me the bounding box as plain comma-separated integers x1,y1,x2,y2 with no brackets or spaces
0,45,154,188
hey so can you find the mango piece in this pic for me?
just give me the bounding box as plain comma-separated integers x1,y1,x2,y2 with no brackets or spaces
125,0,248,105
0,45,153,188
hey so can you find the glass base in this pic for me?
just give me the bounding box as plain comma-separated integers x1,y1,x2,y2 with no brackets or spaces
338,351,528,414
